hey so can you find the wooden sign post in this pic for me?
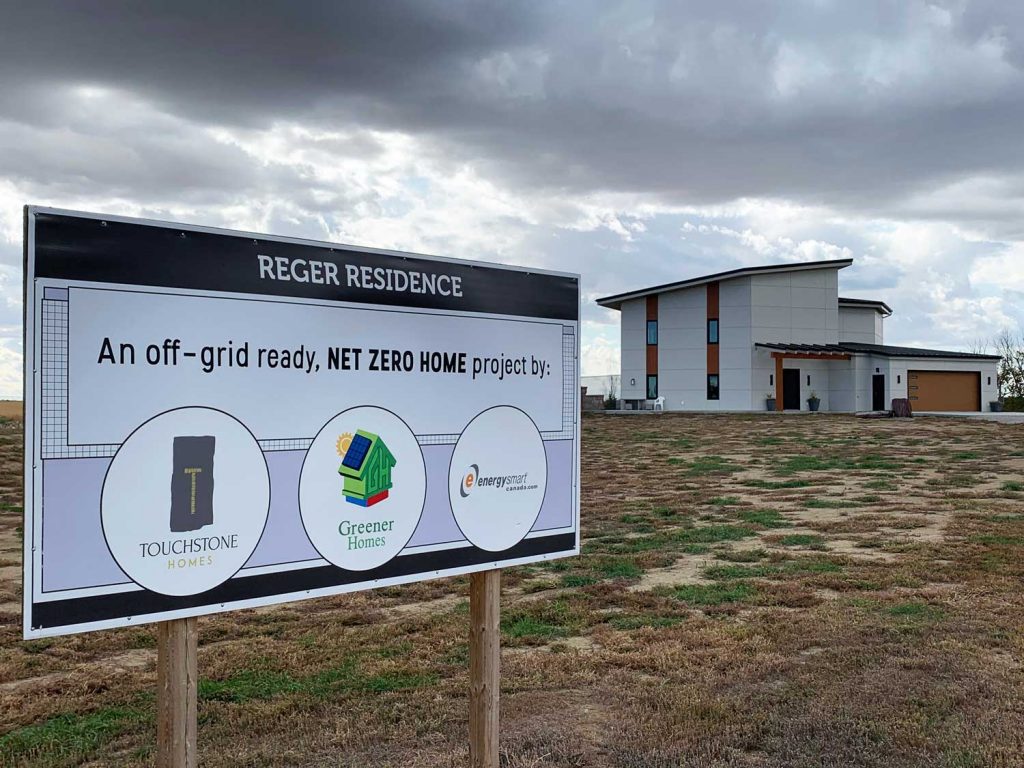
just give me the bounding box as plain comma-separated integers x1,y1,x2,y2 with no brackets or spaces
156,617,198,768
469,569,501,768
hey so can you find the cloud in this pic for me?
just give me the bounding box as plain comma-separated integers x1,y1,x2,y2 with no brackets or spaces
0,2,1022,395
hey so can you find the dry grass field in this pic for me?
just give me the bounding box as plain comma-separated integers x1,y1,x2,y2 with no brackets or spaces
2,412,1024,766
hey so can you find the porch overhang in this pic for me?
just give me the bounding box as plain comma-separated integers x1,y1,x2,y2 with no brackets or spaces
757,343,851,412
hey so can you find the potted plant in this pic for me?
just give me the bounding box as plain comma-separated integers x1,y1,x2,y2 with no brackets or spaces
807,391,821,412
765,392,776,411
990,399,1004,412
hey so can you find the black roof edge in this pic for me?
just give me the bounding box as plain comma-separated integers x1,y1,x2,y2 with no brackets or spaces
596,258,854,309
755,341,1001,361
839,296,893,315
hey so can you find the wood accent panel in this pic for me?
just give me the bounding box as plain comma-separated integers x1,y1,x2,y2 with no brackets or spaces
907,370,981,412
770,352,850,361
706,281,719,317
646,295,657,377
646,295,658,321
775,355,784,412
706,282,719,377
707,346,719,375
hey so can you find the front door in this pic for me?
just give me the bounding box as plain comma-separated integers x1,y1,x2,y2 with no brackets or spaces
872,374,885,411
782,368,801,410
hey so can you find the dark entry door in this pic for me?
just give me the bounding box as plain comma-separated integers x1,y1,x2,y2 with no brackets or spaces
872,374,885,411
782,368,801,410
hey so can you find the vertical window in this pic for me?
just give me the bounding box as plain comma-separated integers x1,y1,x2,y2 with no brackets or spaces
769,374,774,386
647,375,658,399
647,320,658,345
707,374,720,400
807,374,811,386
707,318,719,344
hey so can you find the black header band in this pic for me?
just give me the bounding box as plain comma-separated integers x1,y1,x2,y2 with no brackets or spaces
30,211,579,320
30,533,576,631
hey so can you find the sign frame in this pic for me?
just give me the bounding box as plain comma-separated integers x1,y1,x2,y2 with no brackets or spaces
22,206,581,639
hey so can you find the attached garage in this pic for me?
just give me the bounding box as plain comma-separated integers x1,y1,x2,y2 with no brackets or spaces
908,370,981,412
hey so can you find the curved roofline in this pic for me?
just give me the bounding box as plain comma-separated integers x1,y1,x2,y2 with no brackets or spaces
596,258,853,310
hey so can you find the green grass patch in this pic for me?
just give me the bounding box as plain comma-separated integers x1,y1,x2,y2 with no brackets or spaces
886,602,944,620
777,534,827,549
952,451,980,460
1000,481,1023,492
803,498,861,509
707,496,742,506
502,599,586,642
594,557,643,580
608,615,683,631
716,548,767,562
704,559,842,581
737,509,791,529
199,657,436,703
741,479,811,489
0,706,146,766
969,534,1024,547
672,524,755,545
777,454,900,475
670,582,756,606
559,574,597,588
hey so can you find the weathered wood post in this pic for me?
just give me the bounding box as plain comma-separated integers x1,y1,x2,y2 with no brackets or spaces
469,569,501,768
156,617,198,768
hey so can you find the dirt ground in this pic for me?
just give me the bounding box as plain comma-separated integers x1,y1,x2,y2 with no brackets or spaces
2,411,1024,766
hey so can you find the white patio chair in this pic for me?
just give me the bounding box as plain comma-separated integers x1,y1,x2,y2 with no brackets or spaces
653,396,666,411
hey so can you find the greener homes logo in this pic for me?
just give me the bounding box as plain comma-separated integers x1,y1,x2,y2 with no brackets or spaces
459,464,536,496
337,429,397,507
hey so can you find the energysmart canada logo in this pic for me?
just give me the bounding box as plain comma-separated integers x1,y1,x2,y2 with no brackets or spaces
460,464,537,497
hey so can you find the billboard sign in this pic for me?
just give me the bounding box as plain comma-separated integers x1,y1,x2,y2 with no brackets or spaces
22,207,580,637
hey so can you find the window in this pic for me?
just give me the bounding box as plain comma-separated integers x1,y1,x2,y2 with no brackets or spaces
897,375,901,384
769,374,774,386
646,320,658,345
707,318,719,344
647,375,658,399
807,374,811,386
988,376,992,386
707,374,720,400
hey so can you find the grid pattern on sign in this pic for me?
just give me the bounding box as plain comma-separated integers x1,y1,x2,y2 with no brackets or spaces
41,299,121,458
416,324,578,445
40,296,578,455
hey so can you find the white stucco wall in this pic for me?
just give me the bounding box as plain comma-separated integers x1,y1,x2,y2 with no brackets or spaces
658,284,712,410
619,298,646,400
887,357,1000,410
838,306,884,344
749,267,840,345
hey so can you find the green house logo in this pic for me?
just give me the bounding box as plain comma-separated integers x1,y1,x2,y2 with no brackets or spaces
337,430,397,507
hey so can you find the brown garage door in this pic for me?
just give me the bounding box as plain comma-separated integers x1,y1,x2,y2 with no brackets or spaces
907,370,981,411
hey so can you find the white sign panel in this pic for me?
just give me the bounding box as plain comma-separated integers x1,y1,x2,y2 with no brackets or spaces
23,207,580,637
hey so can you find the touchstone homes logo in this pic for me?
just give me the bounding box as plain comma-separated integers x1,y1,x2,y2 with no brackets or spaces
460,463,538,497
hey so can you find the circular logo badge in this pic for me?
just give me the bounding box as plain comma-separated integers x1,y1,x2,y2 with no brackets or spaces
101,407,270,596
299,406,426,571
448,406,547,552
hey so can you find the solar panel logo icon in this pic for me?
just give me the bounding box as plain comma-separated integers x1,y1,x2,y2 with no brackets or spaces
337,429,397,507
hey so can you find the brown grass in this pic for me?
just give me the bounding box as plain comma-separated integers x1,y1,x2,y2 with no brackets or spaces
2,412,1024,766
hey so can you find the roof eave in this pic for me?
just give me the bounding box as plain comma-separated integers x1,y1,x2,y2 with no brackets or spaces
596,258,854,310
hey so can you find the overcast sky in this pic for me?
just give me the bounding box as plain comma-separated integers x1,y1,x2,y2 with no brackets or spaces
1,1,1023,395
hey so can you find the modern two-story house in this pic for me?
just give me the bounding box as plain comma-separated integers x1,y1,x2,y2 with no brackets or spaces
597,259,1001,413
